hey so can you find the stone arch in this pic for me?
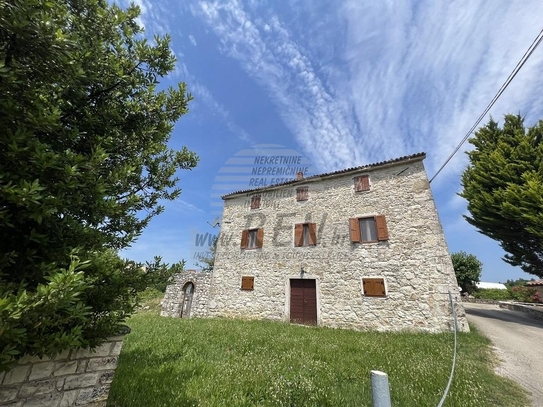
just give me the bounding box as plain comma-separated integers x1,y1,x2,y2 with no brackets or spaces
180,281,195,318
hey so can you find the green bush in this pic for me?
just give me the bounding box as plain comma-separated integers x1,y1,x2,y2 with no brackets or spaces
509,286,540,303
144,257,185,293
0,0,197,370
451,251,482,294
472,289,513,301
0,251,153,371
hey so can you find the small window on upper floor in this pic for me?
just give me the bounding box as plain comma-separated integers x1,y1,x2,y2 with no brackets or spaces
349,215,388,243
241,228,264,249
296,187,309,201
250,195,261,209
354,175,370,192
294,223,317,246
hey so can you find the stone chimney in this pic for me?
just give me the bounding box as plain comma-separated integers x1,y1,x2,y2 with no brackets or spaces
296,171,304,180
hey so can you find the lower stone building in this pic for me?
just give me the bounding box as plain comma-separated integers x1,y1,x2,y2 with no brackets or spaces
161,270,211,319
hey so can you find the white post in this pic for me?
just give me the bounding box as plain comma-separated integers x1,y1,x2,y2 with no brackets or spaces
371,370,392,407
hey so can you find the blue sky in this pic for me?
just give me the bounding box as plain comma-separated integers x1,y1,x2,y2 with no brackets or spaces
119,0,543,283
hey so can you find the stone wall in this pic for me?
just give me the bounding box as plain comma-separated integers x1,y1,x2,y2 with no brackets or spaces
161,270,212,318
499,301,543,320
0,330,128,407
209,157,469,333
462,297,502,305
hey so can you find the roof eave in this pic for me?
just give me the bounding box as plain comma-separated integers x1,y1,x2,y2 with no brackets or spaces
222,152,426,200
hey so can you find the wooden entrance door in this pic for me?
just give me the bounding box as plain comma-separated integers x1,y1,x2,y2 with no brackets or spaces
180,282,194,318
290,279,317,325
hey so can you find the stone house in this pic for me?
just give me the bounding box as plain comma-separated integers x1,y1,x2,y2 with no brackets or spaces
526,279,543,299
205,152,469,332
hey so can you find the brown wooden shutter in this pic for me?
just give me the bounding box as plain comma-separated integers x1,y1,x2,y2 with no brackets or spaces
256,228,264,248
308,223,317,245
363,278,386,297
296,187,308,201
363,279,377,296
241,276,254,290
240,230,248,249
378,279,386,296
251,196,261,209
294,224,303,247
354,175,370,192
349,218,361,243
375,215,389,241
361,175,370,191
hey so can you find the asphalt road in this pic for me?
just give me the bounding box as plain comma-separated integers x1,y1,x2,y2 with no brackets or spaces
463,302,543,407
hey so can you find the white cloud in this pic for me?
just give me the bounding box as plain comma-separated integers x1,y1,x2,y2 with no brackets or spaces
338,0,543,180
445,192,467,212
188,34,197,46
175,60,252,142
193,0,365,171
190,0,543,184
174,199,205,213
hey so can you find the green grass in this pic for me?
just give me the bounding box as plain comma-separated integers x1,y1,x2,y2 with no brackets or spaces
108,305,528,407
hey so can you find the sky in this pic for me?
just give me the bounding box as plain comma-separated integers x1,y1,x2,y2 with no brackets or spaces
118,0,543,284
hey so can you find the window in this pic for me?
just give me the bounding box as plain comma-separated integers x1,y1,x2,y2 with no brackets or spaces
349,215,388,243
296,187,309,201
250,195,261,209
362,278,386,297
294,223,317,247
354,175,370,192
241,228,264,249
241,276,254,290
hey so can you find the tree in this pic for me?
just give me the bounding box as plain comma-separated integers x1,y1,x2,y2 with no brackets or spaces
451,251,482,294
460,114,543,278
144,256,185,293
0,0,198,369
503,278,533,287
196,235,217,272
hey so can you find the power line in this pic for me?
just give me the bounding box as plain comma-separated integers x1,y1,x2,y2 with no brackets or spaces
429,28,543,183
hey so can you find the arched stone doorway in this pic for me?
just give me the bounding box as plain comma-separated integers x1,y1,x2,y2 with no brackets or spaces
180,282,195,318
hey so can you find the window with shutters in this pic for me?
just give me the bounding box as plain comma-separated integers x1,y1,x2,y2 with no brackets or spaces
241,276,254,290
354,175,370,192
240,228,264,249
294,223,317,247
362,278,386,297
296,187,309,201
250,195,261,209
349,215,389,243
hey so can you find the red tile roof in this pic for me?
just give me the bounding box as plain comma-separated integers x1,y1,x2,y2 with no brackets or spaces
222,152,426,199
526,279,543,286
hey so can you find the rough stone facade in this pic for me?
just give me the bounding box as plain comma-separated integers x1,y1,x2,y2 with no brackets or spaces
0,331,128,407
208,154,469,333
161,270,212,318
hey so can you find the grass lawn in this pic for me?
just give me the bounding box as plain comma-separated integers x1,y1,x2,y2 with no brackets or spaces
107,298,528,407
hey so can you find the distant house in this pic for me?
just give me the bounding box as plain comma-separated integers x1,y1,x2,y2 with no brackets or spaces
476,282,507,290
526,279,543,297
201,152,469,333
